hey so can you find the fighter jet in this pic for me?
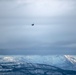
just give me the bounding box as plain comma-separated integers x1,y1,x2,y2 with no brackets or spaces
31,23,34,26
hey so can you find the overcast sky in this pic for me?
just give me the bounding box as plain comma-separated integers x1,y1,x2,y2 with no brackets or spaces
0,0,76,55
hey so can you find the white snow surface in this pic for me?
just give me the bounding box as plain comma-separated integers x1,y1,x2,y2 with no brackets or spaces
0,55,76,70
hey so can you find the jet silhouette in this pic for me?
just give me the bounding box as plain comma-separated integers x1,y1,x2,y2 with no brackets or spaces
31,23,34,26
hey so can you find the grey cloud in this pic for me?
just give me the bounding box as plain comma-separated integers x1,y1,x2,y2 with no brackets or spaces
0,0,76,55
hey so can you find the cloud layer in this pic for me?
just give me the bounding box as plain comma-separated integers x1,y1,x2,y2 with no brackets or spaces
0,0,76,54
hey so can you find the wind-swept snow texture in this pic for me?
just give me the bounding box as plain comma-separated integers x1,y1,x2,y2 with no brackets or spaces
0,55,76,75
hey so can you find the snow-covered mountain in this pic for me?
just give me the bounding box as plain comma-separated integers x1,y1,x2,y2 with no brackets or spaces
0,55,76,71
0,61,76,75
0,55,76,75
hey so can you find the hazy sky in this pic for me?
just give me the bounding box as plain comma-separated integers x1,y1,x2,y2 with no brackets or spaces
0,0,76,55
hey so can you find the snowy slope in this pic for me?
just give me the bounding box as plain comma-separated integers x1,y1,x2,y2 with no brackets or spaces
0,55,76,71
0,61,76,75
